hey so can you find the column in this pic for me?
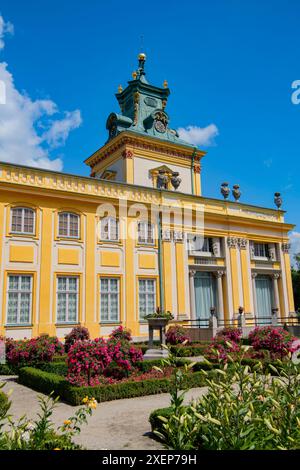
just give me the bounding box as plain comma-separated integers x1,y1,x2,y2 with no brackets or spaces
189,270,196,321
251,273,258,318
214,271,224,323
272,273,280,312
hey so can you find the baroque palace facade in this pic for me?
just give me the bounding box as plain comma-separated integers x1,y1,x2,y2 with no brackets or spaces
0,54,295,340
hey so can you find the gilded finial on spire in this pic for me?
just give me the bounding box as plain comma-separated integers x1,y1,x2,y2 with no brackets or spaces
118,84,123,93
138,52,146,61
132,71,137,79
163,80,168,88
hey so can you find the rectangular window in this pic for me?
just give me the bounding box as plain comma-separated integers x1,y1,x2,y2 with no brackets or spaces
56,276,79,323
139,279,156,320
188,235,213,254
11,208,35,235
6,275,32,324
100,278,120,322
58,213,79,238
254,243,269,258
138,221,154,245
100,217,119,242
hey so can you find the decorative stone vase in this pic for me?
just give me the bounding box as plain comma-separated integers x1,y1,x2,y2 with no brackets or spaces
171,172,181,190
274,192,282,209
232,184,241,201
221,182,230,199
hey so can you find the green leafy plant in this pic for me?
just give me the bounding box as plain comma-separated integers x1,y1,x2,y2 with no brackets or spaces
145,307,174,321
152,348,300,450
0,385,96,450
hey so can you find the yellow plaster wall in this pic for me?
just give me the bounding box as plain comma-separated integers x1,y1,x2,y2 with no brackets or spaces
240,249,251,313
229,247,240,314
84,212,97,336
38,207,54,336
57,248,79,265
138,253,156,270
101,251,120,267
124,216,137,335
175,242,186,315
284,253,295,313
9,245,34,263
162,241,173,312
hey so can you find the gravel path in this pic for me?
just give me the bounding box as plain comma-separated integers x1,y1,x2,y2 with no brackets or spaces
0,376,207,450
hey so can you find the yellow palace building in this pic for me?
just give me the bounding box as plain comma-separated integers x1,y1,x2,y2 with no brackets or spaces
0,54,295,340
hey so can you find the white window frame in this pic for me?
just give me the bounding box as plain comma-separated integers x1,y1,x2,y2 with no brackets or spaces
100,277,120,322
138,221,155,245
10,207,36,235
253,242,269,260
100,217,119,242
6,274,33,325
58,212,80,238
138,278,156,320
56,276,79,323
188,235,213,256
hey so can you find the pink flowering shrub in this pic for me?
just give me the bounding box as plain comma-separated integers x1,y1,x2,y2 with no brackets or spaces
105,334,143,379
6,335,64,365
204,336,241,362
216,327,242,344
166,325,190,345
248,326,299,359
109,325,132,342
66,338,112,386
64,326,90,352
66,336,144,385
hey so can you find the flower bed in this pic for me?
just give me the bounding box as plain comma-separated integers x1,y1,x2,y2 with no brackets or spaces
18,360,209,405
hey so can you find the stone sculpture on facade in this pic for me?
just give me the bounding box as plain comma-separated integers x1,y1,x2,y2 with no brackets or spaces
156,169,168,189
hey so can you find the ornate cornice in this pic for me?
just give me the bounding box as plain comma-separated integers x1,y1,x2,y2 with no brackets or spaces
84,132,205,169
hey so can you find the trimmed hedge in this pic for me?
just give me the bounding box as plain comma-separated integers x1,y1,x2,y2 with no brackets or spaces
18,366,209,406
36,362,68,376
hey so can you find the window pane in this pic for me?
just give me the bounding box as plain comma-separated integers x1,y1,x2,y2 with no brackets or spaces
57,293,67,322
68,277,78,292
7,274,32,324
67,294,77,322
58,277,67,292
7,293,18,323
100,293,109,321
23,209,34,233
69,214,79,237
58,213,69,236
139,293,147,319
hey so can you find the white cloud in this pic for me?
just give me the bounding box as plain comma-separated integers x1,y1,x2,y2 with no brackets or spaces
0,15,82,171
289,231,300,266
0,15,14,50
177,124,219,146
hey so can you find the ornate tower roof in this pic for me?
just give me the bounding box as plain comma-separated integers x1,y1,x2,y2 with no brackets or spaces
105,53,193,147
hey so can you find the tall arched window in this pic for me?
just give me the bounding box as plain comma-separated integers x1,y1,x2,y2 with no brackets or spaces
11,207,35,234
58,212,80,238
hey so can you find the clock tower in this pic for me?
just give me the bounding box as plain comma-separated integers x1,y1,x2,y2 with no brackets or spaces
85,53,205,196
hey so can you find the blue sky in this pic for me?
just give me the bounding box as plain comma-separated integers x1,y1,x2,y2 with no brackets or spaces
0,0,300,253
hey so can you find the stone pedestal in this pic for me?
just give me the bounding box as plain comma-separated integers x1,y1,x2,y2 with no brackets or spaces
144,318,170,359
